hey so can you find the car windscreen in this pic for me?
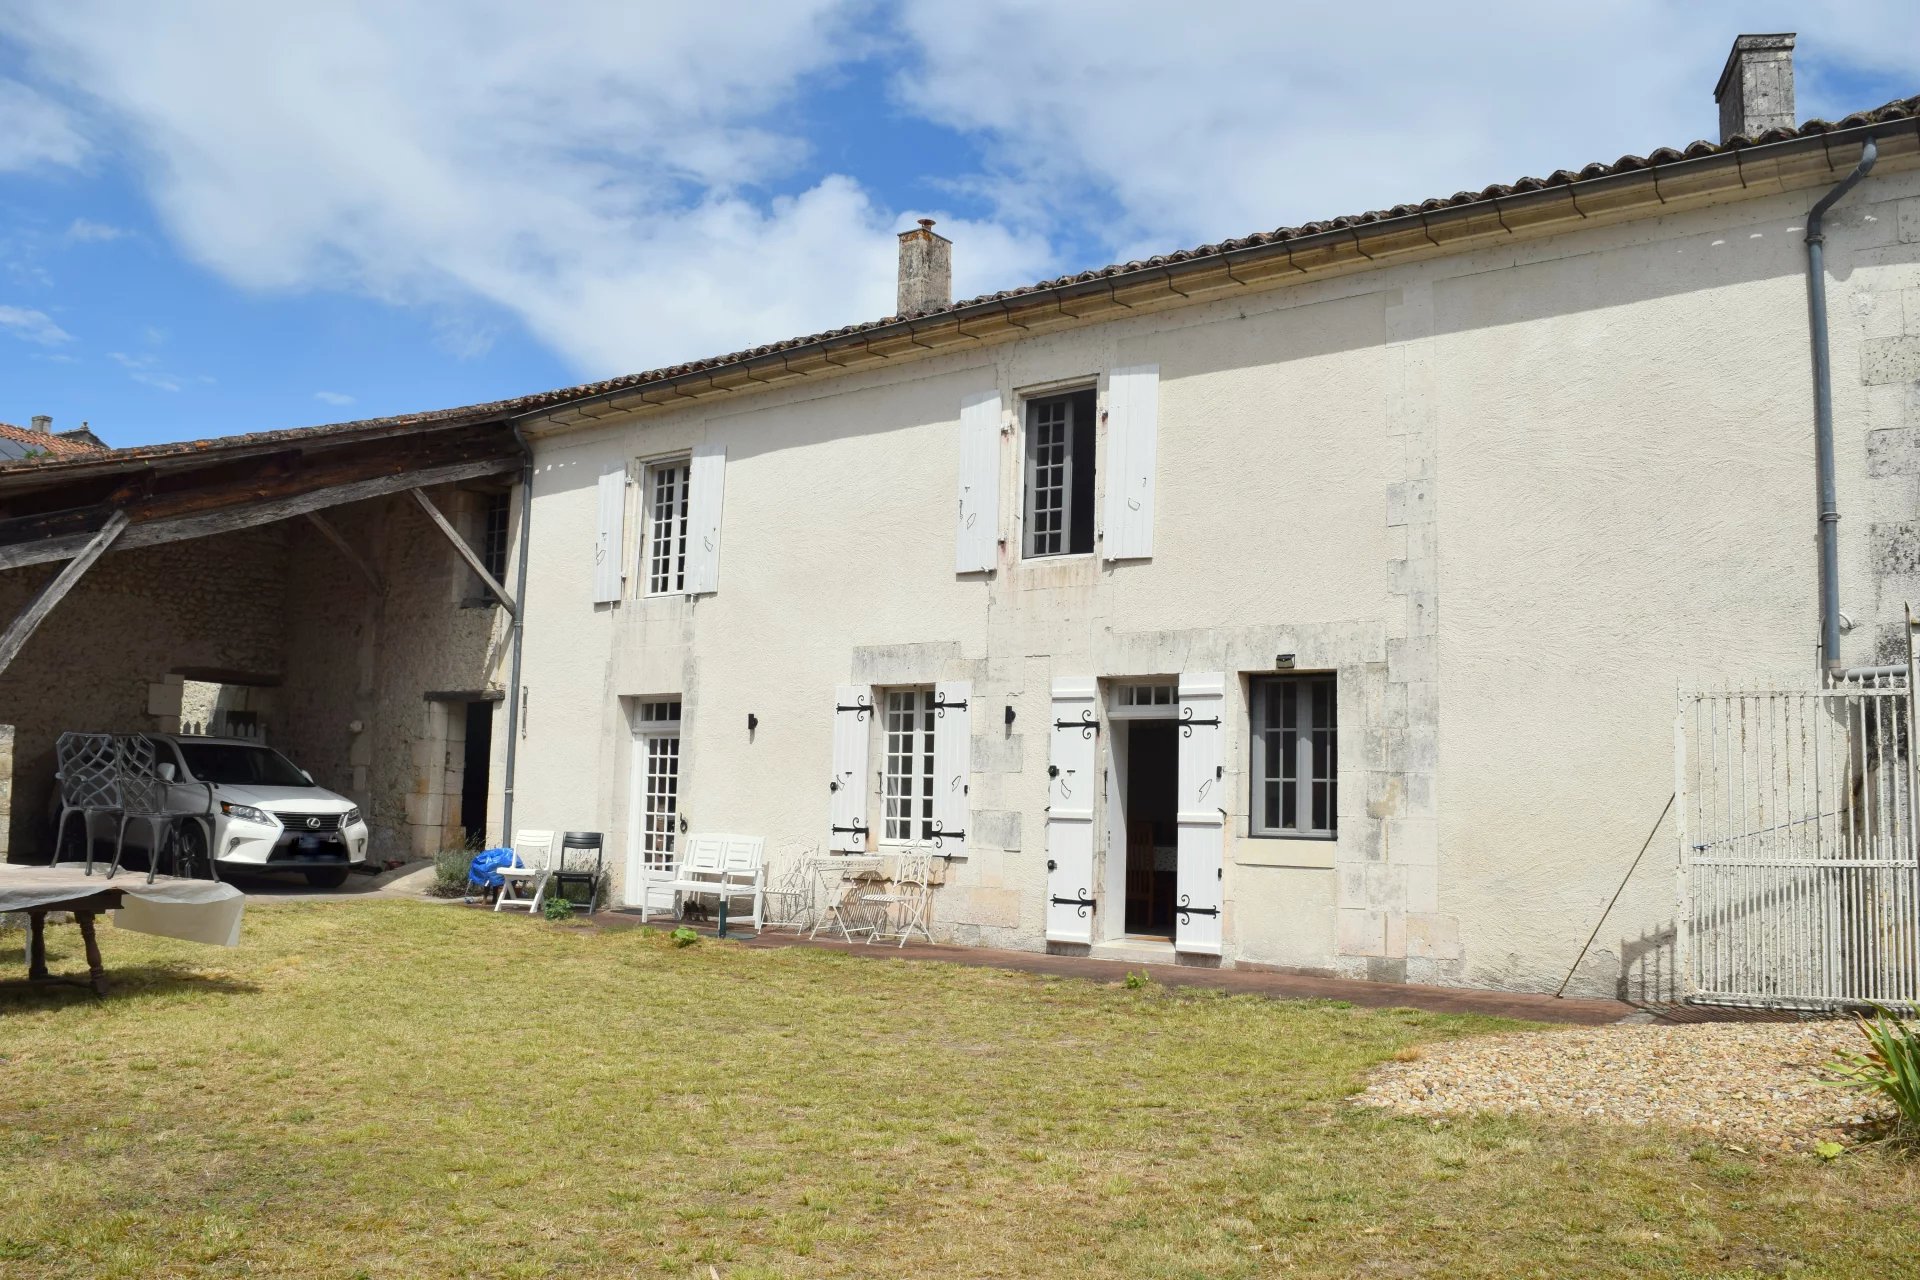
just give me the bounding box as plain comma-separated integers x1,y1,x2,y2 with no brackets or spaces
176,743,312,788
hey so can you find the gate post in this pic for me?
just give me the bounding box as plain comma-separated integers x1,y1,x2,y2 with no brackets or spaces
1673,694,1690,1004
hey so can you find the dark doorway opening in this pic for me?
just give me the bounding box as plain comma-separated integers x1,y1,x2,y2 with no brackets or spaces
1123,719,1178,936
461,700,494,848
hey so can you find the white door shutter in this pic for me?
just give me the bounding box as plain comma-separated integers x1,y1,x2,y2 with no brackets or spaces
931,680,972,856
592,468,627,604
829,685,872,852
1044,676,1099,944
683,443,726,594
1175,671,1226,955
955,390,1001,574
1101,364,1159,561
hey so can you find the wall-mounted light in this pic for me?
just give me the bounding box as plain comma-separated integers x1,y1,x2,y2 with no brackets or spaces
748,712,759,735
1275,653,1296,670
1004,704,1016,728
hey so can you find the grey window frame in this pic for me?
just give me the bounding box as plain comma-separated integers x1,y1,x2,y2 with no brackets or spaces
1249,673,1338,839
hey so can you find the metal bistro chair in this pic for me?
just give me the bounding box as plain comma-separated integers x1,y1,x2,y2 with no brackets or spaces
53,732,120,870
546,831,604,916
107,736,212,884
493,829,556,912
860,849,935,947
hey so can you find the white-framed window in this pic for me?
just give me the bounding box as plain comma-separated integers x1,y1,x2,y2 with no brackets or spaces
1109,681,1177,717
643,458,692,595
637,699,682,872
1022,387,1096,558
881,687,936,844
1250,674,1337,838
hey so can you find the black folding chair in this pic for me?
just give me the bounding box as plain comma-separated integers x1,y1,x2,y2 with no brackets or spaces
547,831,604,915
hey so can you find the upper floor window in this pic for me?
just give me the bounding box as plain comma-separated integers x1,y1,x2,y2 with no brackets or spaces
1023,388,1096,558
1250,673,1337,838
643,458,692,596
479,490,511,584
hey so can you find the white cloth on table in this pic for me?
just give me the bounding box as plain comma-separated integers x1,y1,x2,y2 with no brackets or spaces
0,864,244,947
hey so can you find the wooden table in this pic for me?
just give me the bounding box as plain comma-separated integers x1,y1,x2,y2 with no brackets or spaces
21,887,122,994
1,865,245,995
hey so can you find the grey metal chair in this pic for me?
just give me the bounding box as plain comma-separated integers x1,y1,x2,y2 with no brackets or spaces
53,732,120,870
547,831,604,916
107,736,215,883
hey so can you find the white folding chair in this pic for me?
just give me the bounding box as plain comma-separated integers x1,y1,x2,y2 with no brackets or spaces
811,855,881,942
494,829,556,913
861,849,935,947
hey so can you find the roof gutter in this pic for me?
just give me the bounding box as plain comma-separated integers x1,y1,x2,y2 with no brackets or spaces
1805,137,1879,676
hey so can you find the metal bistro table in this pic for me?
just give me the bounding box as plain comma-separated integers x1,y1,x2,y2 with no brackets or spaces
1,865,245,994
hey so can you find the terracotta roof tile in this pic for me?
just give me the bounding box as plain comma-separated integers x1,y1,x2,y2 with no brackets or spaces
0,422,108,459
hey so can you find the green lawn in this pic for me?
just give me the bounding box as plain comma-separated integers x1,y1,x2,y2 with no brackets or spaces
1,903,1916,1278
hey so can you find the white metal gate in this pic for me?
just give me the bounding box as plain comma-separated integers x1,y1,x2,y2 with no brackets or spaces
1677,668,1920,1011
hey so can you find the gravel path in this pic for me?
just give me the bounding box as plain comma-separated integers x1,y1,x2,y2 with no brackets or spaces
1357,1020,1888,1149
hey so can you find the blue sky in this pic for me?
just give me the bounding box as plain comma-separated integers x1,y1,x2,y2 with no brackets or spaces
0,2,1910,449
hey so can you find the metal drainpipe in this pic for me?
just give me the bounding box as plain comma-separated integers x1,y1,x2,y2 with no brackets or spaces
1807,137,1878,677
499,424,535,841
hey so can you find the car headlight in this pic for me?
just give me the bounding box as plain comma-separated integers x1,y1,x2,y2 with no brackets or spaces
342,807,362,827
220,802,278,826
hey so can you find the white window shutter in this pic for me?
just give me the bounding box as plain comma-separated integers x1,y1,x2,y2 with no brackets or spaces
1101,364,1159,561
592,468,626,604
931,680,972,856
829,685,872,852
955,390,1001,574
1044,676,1099,943
1175,672,1226,955
684,443,726,594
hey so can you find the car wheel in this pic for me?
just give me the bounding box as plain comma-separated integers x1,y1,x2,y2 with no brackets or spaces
170,820,214,880
304,866,350,890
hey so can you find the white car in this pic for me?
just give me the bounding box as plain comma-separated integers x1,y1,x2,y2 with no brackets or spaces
136,734,371,887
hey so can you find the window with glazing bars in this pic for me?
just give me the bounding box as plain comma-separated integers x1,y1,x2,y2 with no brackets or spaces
1250,674,1337,837
639,699,681,873
644,459,691,595
1022,388,1096,557
882,688,935,843
479,491,511,583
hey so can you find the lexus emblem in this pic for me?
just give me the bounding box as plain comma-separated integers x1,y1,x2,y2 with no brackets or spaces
305,816,321,830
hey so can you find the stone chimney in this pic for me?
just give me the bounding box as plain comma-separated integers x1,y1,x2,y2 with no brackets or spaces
1715,33,1796,142
896,218,952,316
29,415,50,434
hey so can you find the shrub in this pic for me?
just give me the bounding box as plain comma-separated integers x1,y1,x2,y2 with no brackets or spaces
542,895,574,922
1123,970,1152,991
670,926,700,948
428,845,478,899
1823,1006,1920,1138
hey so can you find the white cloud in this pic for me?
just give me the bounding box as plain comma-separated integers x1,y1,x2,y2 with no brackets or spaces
0,303,71,345
63,217,126,243
109,350,209,392
314,390,355,406
0,1,1907,385
892,1,1920,257
0,77,85,171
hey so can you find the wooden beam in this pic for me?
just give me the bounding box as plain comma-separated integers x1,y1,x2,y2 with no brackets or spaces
0,511,128,676
301,510,385,596
408,488,516,616
0,455,516,572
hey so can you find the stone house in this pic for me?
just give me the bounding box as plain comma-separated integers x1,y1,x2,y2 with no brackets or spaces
494,36,1920,998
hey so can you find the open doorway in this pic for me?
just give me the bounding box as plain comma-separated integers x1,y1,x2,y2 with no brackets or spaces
1122,719,1178,936
460,699,493,848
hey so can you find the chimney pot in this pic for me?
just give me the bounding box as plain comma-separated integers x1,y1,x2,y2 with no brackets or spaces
896,218,952,316
1714,33,1796,143
30,415,50,434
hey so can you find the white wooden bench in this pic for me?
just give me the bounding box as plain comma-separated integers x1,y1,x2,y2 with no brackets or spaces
637,834,765,932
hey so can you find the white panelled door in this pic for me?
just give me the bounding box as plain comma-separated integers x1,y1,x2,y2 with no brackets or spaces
955,390,1001,574
829,685,872,852
1175,672,1226,955
1044,677,1099,944
1100,364,1159,562
931,680,972,857
592,468,627,604
683,443,726,594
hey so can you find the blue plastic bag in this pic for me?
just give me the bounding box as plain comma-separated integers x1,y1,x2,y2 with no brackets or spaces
467,847,518,889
